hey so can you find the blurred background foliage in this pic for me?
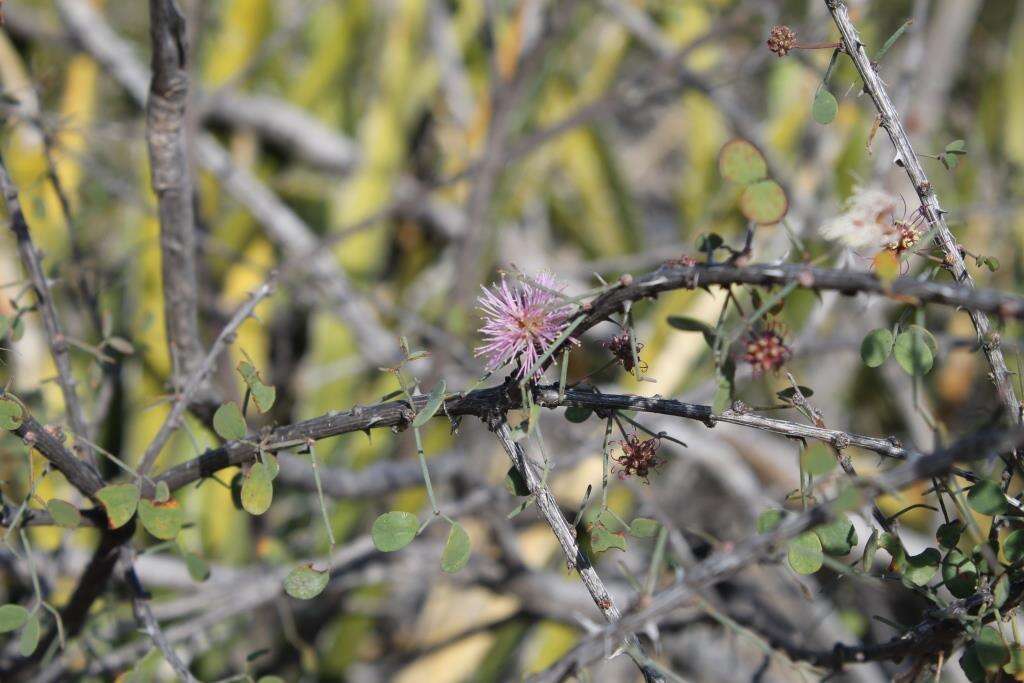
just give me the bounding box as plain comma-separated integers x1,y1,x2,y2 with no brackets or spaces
0,0,1022,680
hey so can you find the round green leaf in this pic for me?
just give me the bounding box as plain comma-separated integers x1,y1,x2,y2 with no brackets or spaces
183,552,210,582
629,517,660,539
0,604,29,633
241,463,274,516
801,444,836,477
96,483,140,529
936,520,964,549
1006,529,1024,564
757,509,784,534
902,548,940,586
213,402,246,441
564,407,592,423
893,328,934,376
504,467,531,496
262,452,280,480
237,361,276,413
0,396,24,430
860,328,894,368
814,515,858,556
788,532,824,574
942,549,978,598
976,626,1010,670
812,88,838,125
138,498,184,540
718,139,767,184
441,522,471,573
739,180,788,225
46,498,81,530
284,564,329,599
18,613,40,657
967,480,1007,516
154,481,171,503
960,646,986,683
372,511,419,552
590,526,627,554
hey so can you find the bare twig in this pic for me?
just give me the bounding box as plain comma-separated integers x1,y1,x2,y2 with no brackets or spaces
138,277,275,476
147,0,206,397
0,155,94,465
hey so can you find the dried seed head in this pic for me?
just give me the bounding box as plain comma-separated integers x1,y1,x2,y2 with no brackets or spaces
602,331,647,373
885,220,923,255
767,25,797,57
742,323,791,374
613,434,663,483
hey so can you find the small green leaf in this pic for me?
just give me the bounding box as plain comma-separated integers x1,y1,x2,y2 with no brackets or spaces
860,328,894,367
0,396,24,430
629,517,660,538
902,548,940,586
564,406,592,423
138,499,184,540
967,480,1007,516
960,645,986,683
1006,529,1024,564
372,511,419,552
994,572,1011,609
237,361,276,413
976,626,1010,671
942,548,978,598
984,256,1000,272
696,233,724,252
860,529,879,572
776,386,813,402
814,515,858,556
945,139,966,154
0,604,29,633
284,564,329,599
936,520,964,549
183,552,210,582
154,481,171,503
590,526,627,554
18,612,40,657
504,467,531,496
441,522,471,573
96,483,140,529
801,444,836,477
213,402,246,441
413,380,447,428
740,180,788,225
241,463,274,515
757,509,784,534
788,532,824,574
893,328,934,376
812,88,838,124
262,452,279,479
666,316,713,335
46,499,81,529
718,139,767,184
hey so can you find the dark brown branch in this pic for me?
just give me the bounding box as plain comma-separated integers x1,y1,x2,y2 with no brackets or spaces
12,416,104,499
0,155,94,465
147,0,206,396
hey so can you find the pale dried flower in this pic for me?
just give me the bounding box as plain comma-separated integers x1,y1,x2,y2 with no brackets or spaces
819,186,900,252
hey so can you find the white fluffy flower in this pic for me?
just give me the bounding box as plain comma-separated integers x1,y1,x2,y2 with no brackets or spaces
820,186,900,252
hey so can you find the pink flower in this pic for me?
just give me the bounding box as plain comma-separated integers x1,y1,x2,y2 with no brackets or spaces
475,272,572,379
